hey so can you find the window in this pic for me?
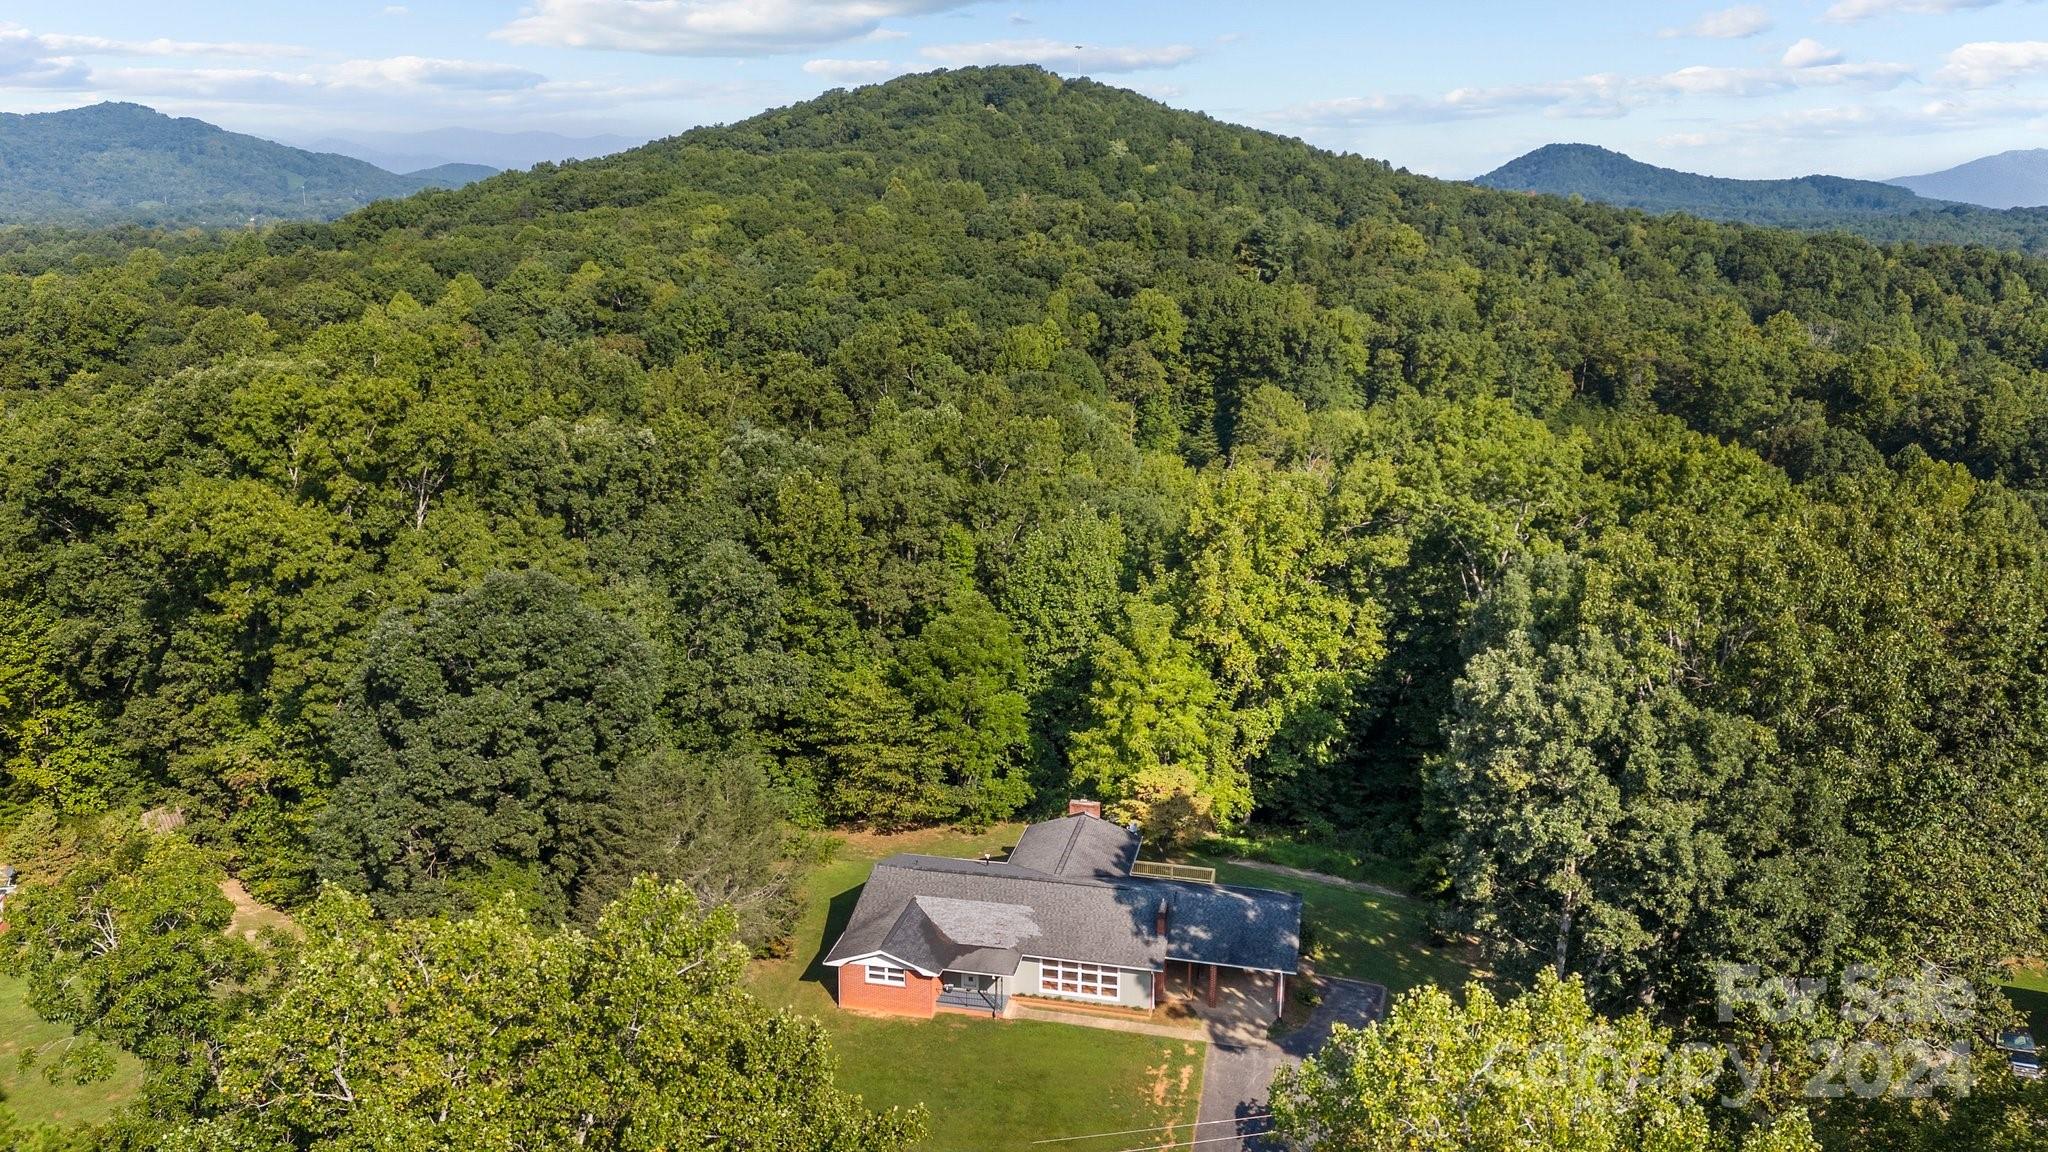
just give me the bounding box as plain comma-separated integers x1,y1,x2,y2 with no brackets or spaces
1038,958,1119,1001
865,963,907,987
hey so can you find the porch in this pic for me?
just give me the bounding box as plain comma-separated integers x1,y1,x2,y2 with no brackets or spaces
1161,960,1289,1044
936,971,1008,1016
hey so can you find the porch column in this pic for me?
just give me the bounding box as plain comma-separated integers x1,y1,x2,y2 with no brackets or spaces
1206,963,1219,1006
1275,972,1286,1019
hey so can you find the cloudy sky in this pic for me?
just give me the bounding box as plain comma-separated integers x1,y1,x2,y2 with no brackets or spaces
2,0,2046,178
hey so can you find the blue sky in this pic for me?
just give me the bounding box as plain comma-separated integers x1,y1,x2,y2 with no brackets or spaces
1,1,2045,178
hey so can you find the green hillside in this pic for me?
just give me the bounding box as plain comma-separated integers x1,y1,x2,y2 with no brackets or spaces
0,66,2044,1148
0,102,492,226
1479,141,2048,253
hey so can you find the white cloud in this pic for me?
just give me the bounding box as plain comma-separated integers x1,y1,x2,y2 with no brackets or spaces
1822,0,1999,22
802,57,900,81
1936,40,2048,86
383,6,412,16
91,66,321,102
331,56,546,92
1725,93,2048,141
1782,38,1845,67
0,22,318,94
1281,57,1912,126
1659,5,1774,39
495,0,973,56
39,35,303,58
917,38,1197,72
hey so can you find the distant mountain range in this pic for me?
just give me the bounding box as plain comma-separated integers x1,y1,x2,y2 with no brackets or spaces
1890,149,2048,210
1477,143,2048,256
0,103,498,227
293,128,644,176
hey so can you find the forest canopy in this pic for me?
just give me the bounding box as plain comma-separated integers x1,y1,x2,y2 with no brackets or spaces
0,66,2043,1065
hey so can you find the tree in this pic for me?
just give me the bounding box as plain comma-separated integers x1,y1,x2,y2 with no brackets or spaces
166,881,922,1152
818,662,950,831
655,536,803,743
1069,598,1243,842
893,584,1033,824
571,747,798,949
0,600,127,813
1167,462,1378,814
0,825,266,1120
1271,972,1822,1152
315,570,662,918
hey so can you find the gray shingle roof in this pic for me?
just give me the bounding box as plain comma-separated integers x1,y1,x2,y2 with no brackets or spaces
1006,814,1141,879
824,816,1303,977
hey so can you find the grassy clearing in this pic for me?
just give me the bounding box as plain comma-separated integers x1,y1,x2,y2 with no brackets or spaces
2004,963,2048,1036
0,971,143,1130
1200,860,1476,995
830,1014,1204,1152
1194,829,1419,893
752,824,1204,1152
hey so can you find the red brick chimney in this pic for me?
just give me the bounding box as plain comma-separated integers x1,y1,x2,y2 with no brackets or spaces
1155,897,1169,937
1067,798,1103,819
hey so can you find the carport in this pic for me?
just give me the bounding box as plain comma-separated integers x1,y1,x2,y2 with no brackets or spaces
1161,958,1290,1024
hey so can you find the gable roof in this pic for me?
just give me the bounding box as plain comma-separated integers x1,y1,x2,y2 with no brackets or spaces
1005,813,1141,879
823,816,1303,977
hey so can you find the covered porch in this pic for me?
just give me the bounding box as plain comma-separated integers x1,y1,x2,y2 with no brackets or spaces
936,970,1008,1016
1160,959,1290,1036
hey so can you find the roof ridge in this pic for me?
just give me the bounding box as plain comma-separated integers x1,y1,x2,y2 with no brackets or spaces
1053,814,1086,874
876,854,1305,904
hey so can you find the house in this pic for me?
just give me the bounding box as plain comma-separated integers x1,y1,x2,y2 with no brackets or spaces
823,803,1303,1020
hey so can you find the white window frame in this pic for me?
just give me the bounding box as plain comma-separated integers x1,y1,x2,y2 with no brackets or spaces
865,963,907,987
1038,957,1120,1001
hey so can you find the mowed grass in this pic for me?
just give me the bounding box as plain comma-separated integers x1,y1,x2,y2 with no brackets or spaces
1200,860,1477,995
752,824,1205,1152
830,1014,1204,1152
0,971,144,1129
2005,962,2048,1037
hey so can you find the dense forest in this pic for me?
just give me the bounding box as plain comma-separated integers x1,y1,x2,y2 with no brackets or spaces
1480,142,2048,255
0,103,493,227
0,65,2045,1149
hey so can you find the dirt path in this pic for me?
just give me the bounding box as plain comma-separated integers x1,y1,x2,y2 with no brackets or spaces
1224,859,1411,900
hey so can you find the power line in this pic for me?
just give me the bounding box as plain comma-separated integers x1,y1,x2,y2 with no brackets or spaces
1030,1114,1274,1146
1098,1130,1277,1152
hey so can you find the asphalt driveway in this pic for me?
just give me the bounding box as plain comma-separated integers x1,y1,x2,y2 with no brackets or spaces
1194,977,1385,1151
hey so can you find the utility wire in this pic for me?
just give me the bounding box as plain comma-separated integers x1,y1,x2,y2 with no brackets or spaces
1096,1130,1277,1152
1029,1114,1274,1146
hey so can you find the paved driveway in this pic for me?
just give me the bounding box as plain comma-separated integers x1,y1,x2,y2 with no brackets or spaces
1195,977,1385,1151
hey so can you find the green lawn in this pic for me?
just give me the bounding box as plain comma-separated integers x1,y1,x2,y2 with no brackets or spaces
0,972,144,1130
1201,861,1477,995
2004,963,2048,1037
753,825,1205,1152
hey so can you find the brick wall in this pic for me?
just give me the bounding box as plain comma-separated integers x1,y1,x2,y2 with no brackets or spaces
836,962,938,1018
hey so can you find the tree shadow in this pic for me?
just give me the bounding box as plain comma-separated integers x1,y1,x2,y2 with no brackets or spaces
801,881,867,988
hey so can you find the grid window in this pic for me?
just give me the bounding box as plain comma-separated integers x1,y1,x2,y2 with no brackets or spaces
865,963,907,987
1038,958,1119,1000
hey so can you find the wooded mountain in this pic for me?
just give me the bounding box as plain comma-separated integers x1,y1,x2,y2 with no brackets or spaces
1479,141,2048,253
1891,147,2048,209
1,66,2045,1148
0,102,495,227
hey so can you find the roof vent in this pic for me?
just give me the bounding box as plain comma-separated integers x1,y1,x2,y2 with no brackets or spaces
1066,798,1103,819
